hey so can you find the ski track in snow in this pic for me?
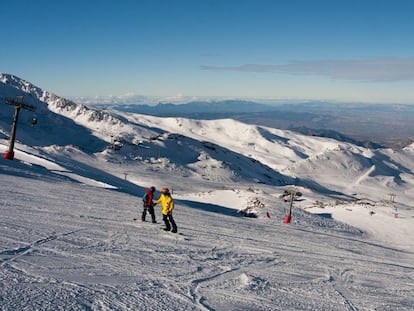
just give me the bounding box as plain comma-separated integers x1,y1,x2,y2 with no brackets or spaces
0,229,82,266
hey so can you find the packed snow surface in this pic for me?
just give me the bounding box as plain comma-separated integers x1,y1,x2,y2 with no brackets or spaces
1,141,413,311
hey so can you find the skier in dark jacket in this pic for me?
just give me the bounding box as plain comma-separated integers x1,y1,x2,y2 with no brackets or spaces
142,186,157,223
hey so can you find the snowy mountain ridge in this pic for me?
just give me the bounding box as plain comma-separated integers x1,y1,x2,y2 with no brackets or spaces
0,73,121,129
1,72,414,203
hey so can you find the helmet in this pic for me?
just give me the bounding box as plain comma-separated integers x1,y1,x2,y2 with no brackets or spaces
161,187,169,194
150,186,156,192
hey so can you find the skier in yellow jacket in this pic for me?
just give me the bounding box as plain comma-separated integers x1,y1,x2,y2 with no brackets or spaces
155,188,177,233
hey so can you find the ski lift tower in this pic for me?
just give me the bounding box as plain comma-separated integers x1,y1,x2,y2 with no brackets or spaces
284,187,302,224
3,96,36,160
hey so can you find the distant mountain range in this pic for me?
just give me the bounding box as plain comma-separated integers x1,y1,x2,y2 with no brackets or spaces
98,100,414,148
99,100,276,115
2,72,414,149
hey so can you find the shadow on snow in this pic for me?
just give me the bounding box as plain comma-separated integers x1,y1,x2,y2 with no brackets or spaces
178,199,244,218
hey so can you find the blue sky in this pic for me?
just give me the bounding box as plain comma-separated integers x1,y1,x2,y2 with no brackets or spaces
1,0,414,103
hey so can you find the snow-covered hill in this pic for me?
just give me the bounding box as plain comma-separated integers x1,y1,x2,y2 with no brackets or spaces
1,73,414,310
2,73,414,200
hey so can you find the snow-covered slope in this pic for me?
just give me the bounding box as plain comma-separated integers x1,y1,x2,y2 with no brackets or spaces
1,145,413,311
1,73,414,310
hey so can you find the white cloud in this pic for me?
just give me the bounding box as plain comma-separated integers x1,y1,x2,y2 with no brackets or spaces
201,57,414,82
